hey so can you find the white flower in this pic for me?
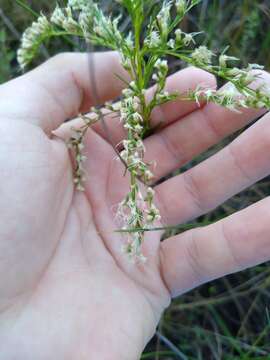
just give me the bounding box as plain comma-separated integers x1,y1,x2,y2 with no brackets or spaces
68,0,90,10
132,112,143,122
204,89,215,100
122,88,134,98
63,17,79,32
191,46,214,64
125,34,134,50
219,54,239,67
175,0,187,14
175,28,182,42
134,124,143,133
112,102,121,111
51,6,66,27
154,59,168,72
129,81,137,90
183,33,195,46
168,39,175,48
17,14,51,69
146,31,161,48
227,67,244,77
145,169,154,181
35,15,50,32
147,187,155,197
221,84,239,98
146,205,161,222
120,150,129,162
157,2,172,34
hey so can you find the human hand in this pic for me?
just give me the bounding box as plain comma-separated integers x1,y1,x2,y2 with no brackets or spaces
0,52,269,360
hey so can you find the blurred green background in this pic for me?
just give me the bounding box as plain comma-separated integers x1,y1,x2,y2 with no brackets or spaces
1,1,270,359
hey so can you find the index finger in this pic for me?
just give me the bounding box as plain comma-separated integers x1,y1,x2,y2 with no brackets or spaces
0,51,127,134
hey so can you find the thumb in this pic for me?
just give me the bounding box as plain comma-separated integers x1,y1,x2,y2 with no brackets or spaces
0,51,127,134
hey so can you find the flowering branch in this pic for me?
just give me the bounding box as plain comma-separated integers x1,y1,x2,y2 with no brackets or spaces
18,0,270,262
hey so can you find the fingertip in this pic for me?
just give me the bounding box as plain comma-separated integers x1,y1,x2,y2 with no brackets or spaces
7,51,128,134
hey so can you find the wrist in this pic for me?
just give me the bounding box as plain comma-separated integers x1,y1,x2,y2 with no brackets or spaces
89,322,152,360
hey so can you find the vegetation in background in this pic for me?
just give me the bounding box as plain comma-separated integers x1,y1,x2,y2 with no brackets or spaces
0,29,13,82
0,0,270,359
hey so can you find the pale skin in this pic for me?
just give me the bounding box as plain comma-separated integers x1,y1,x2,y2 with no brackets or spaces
0,51,270,359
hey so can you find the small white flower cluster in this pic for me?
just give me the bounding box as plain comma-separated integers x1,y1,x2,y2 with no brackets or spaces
50,3,123,48
186,48,270,110
18,0,270,263
67,112,100,191
17,15,51,69
191,45,214,65
94,17,122,45
151,59,179,106
17,2,126,69
120,86,153,182
68,0,91,10
145,0,192,50
83,5,126,50
167,29,199,51
219,54,239,68
68,134,87,192
116,86,161,262
51,6,80,32
189,80,270,111
144,31,161,49
189,85,242,111
152,59,170,103
175,0,186,14
118,184,160,263
145,1,200,51
181,32,196,46
152,59,168,86
157,2,172,36
175,0,202,17
223,65,261,87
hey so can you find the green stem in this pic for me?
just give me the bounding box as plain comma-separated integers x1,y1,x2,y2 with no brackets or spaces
115,221,212,234
15,0,39,17
133,7,150,131
135,19,143,88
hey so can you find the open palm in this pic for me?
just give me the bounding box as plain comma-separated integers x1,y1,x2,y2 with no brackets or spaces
1,52,270,360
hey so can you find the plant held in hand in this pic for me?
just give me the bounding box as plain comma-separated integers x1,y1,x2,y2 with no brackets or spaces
18,0,270,262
